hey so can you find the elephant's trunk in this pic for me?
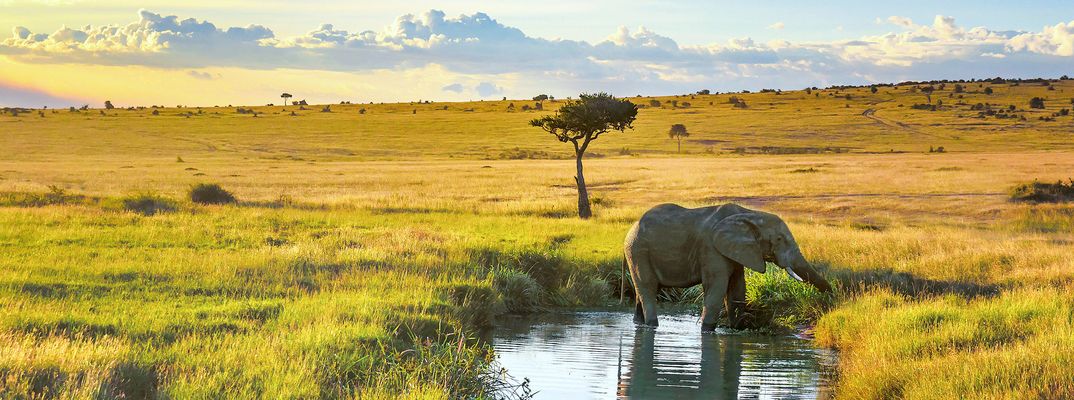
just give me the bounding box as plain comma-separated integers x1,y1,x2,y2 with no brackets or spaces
790,262,833,293
784,250,832,293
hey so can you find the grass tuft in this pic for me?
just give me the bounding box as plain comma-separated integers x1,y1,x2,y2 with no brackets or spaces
491,268,542,314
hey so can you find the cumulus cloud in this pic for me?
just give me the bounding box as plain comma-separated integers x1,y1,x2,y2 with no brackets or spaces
186,70,216,79
0,82,81,107
1,9,1072,96
475,81,501,97
441,83,464,93
1007,21,1074,56
767,22,785,30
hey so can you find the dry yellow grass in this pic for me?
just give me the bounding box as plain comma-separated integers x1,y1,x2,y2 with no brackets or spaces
1,79,1073,398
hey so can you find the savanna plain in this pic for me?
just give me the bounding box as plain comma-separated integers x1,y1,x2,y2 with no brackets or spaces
2,80,1074,399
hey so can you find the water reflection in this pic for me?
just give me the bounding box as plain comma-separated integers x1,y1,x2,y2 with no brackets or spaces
492,312,834,399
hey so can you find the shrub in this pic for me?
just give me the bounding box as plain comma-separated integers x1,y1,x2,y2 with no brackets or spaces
1010,179,1074,203
188,183,236,205
648,99,661,108
115,193,177,216
744,269,833,331
558,274,609,306
1029,97,1046,109
0,186,90,207
491,268,542,313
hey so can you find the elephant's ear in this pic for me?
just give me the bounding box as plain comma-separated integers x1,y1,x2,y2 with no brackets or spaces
712,214,766,273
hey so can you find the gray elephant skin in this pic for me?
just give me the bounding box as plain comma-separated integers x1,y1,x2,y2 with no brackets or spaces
623,203,832,331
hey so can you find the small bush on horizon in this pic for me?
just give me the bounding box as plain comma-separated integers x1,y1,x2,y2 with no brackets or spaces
1010,179,1074,203
189,183,237,205
112,193,178,216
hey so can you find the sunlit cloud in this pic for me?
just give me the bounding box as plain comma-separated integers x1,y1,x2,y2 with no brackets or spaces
1,9,1072,106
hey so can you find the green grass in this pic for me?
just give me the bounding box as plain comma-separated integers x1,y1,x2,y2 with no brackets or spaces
2,81,1074,398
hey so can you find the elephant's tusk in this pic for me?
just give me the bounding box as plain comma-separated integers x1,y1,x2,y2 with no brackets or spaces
785,266,805,282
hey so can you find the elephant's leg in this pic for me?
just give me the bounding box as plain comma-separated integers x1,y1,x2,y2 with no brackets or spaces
725,265,748,329
700,275,730,332
627,250,660,327
637,285,660,327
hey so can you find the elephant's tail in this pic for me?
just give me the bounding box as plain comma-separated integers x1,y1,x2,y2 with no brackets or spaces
620,258,627,305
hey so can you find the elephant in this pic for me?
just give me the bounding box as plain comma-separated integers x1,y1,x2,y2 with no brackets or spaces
622,203,832,331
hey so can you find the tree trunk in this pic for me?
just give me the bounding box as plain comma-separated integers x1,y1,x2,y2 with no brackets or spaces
677,139,681,153
574,150,592,219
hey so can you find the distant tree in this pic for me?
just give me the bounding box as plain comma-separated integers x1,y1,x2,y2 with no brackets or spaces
104,100,115,109
805,88,812,95
984,87,994,95
953,84,964,93
1029,97,1046,109
921,86,935,104
533,94,550,101
697,89,711,95
649,99,661,108
870,86,878,94
530,93,638,219
667,124,689,153
281,93,292,106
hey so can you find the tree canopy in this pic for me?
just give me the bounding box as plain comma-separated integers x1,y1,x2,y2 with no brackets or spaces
529,92,638,154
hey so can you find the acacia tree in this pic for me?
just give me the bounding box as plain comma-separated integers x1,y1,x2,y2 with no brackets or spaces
921,86,934,104
281,93,292,106
530,93,638,219
668,123,689,153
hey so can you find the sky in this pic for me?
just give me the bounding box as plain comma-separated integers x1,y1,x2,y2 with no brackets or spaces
0,0,1072,107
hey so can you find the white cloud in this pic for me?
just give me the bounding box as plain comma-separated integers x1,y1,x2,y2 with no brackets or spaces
1007,21,1074,56
767,22,785,30
0,10,1072,99
186,70,216,79
441,83,463,93
887,16,915,29
475,81,502,97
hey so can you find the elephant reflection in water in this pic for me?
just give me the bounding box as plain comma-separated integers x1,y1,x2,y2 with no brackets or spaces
618,328,743,399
